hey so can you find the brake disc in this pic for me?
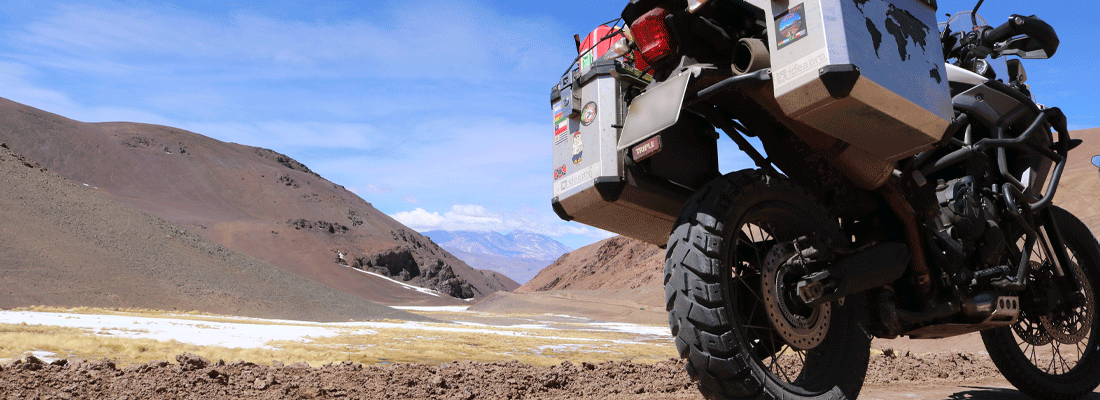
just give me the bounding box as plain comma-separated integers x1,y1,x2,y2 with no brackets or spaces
1014,264,1054,346
1041,261,1094,345
761,243,831,351
1013,310,1053,346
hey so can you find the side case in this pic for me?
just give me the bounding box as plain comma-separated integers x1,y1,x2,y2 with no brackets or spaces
749,0,953,162
550,61,714,246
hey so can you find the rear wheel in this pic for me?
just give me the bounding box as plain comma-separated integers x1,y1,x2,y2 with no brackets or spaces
982,206,1100,399
664,170,870,400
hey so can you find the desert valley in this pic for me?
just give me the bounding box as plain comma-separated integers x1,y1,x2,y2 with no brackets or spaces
0,96,1098,399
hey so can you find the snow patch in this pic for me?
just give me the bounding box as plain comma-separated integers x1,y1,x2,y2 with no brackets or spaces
586,322,671,336
391,306,469,312
28,350,58,362
344,266,442,298
541,314,588,320
0,310,671,357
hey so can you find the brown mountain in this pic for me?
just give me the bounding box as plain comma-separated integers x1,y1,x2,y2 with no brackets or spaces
1052,128,1100,233
517,236,663,292
478,270,522,292
0,97,508,306
0,143,427,322
519,128,1100,294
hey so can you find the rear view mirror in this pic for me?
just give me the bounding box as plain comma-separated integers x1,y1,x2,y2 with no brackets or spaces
1093,155,1100,179
1006,59,1027,84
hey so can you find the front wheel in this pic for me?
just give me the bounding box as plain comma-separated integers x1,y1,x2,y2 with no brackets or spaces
982,206,1100,400
664,170,870,400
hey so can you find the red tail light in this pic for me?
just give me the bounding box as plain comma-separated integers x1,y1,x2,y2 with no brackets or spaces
630,7,677,65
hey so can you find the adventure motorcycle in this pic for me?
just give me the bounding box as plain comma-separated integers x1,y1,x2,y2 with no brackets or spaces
549,0,1098,399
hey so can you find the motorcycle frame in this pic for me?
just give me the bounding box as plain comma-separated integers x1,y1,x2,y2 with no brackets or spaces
635,54,1079,321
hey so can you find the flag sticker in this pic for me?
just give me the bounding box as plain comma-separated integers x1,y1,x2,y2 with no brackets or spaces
553,102,569,143
555,131,569,145
554,165,567,180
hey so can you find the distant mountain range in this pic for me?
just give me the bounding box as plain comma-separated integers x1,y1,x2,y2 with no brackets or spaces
423,230,572,284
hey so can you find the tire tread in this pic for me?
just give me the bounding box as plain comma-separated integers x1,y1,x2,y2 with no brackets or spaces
665,170,866,400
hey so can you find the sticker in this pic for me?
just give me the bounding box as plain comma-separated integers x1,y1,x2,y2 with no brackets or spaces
555,132,569,145
554,162,601,197
580,102,597,126
571,132,583,165
776,3,808,50
579,51,595,71
554,165,567,180
632,135,662,161
554,104,568,135
553,102,569,144
555,131,569,145
774,47,829,88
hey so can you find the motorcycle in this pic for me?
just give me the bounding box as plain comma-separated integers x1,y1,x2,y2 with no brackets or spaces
549,0,1098,399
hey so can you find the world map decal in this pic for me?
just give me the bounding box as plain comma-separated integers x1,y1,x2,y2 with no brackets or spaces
853,0,942,84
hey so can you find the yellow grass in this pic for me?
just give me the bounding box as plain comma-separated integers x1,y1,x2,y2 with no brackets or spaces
0,307,677,368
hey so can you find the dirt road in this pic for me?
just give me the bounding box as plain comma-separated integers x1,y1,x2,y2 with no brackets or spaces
6,351,1098,399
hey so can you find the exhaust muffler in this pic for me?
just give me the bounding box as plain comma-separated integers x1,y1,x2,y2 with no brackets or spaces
732,38,770,75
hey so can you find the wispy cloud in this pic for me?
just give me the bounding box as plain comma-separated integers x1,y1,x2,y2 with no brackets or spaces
185,121,384,151
9,2,569,83
0,61,178,125
302,118,549,199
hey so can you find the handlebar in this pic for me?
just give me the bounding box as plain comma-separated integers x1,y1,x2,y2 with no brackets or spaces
982,14,1059,57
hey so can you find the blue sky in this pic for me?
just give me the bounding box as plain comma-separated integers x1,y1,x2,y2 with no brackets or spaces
0,1,1095,250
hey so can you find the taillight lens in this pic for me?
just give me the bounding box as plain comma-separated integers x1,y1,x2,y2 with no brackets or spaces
630,7,677,64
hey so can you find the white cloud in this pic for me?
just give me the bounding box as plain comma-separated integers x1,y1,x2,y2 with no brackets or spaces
391,208,448,229
391,204,612,239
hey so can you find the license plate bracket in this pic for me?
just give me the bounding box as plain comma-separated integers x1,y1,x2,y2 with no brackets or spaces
617,71,693,151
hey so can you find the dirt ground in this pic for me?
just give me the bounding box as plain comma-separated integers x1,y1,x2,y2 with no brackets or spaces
4,351,1098,399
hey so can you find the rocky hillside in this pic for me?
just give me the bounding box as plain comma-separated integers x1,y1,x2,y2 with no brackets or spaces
517,236,663,292
0,143,426,322
425,230,571,284
0,97,508,305
477,270,522,292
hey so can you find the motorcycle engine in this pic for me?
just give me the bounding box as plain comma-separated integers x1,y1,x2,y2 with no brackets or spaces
935,176,1007,271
